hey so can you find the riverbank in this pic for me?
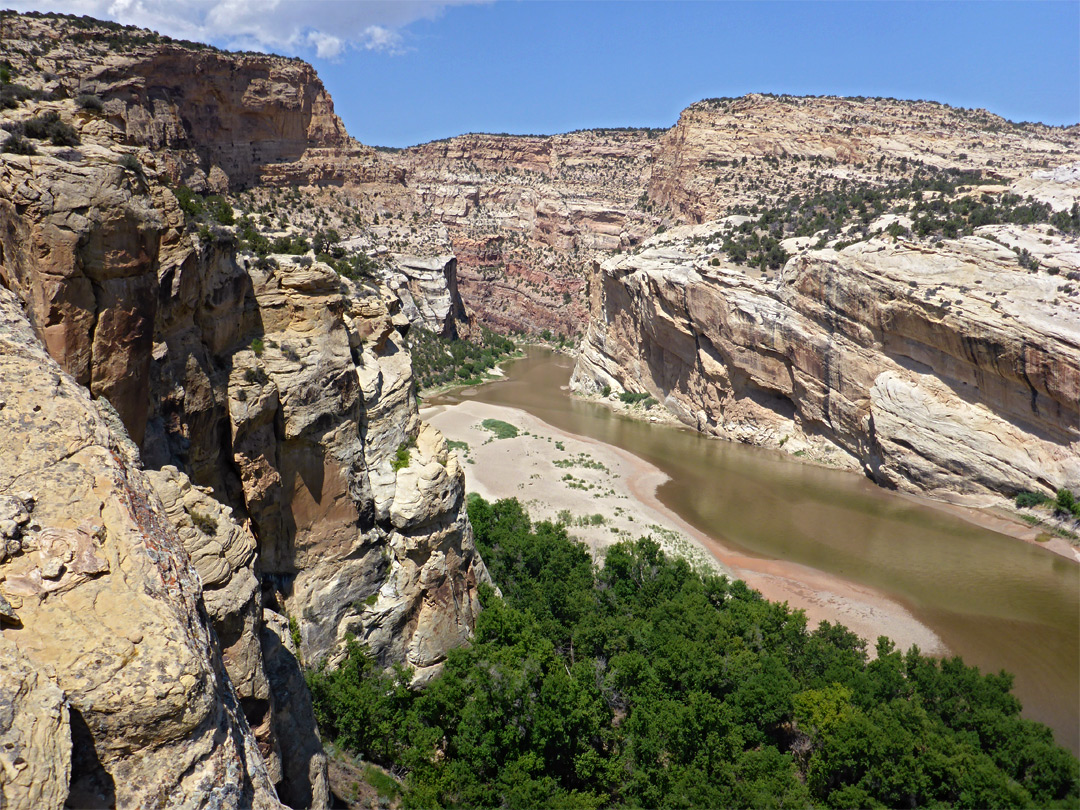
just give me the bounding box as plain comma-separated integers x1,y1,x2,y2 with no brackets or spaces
573,390,1080,563
422,398,946,657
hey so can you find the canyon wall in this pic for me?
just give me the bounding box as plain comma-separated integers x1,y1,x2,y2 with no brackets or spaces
392,129,662,334
0,285,282,809
648,94,1080,223
0,12,487,807
0,12,404,191
573,224,1080,503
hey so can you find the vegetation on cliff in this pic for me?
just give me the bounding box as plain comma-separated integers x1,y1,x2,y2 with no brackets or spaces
309,496,1079,809
709,163,1080,271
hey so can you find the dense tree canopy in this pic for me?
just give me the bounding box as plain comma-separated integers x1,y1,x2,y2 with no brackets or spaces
309,496,1079,809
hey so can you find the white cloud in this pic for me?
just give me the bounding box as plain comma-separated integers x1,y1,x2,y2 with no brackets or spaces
10,0,488,58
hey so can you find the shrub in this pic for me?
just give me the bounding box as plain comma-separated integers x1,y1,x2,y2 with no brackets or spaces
250,337,264,357
391,442,412,472
243,366,269,386
1,134,36,155
1015,491,1050,509
481,419,519,440
118,153,141,173
0,83,36,110
1054,488,1080,518
208,195,234,226
172,185,203,219
76,93,104,112
23,111,79,146
619,391,652,405
189,509,218,536
288,615,302,651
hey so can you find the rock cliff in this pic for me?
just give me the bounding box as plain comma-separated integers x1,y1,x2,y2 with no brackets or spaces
386,253,469,338
572,223,1080,503
390,129,662,334
648,94,1080,223
0,286,282,809
0,12,487,807
0,12,404,192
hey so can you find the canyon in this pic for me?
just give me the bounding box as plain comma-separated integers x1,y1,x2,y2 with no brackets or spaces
0,9,1078,807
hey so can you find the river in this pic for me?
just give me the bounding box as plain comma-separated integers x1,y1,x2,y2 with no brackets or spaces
431,347,1080,754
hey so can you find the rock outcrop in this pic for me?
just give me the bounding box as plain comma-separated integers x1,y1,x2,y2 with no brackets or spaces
0,12,404,192
386,254,469,338
0,286,282,809
1,13,489,806
391,129,662,334
648,94,1080,223
572,224,1080,503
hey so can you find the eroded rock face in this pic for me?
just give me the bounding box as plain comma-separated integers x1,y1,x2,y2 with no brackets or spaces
648,95,1080,223
0,13,403,192
386,254,469,338
0,286,282,809
393,129,662,335
1,16,489,805
573,227,1080,503
0,639,70,810
221,259,489,681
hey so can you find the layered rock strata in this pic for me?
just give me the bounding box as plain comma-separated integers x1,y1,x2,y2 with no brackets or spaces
386,254,469,338
392,129,662,334
649,94,1080,223
573,225,1080,502
0,286,282,809
0,17,489,804
0,12,404,192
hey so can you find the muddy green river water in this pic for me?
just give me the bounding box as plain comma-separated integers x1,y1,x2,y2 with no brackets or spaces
432,347,1080,753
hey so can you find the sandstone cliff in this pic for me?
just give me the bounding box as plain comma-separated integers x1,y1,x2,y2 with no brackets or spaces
0,12,404,192
0,286,282,809
572,223,1080,503
648,94,1080,223
1,12,488,806
390,129,662,335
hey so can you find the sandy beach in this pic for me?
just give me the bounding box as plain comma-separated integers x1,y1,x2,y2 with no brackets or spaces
423,399,946,656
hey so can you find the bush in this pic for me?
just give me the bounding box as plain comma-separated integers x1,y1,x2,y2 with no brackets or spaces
391,441,413,472
1,134,36,155
1015,491,1050,509
118,153,141,173
1055,488,1080,518
172,185,203,219
208,195,234,226
189,510,218,536
0,83,36,110
481,418,519,440
76,93,104,112
22,111,79,146
619,391,652,405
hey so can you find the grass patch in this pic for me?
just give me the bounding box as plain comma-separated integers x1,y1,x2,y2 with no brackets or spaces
481,419,519,440
363,764,401,800
391,440,414,472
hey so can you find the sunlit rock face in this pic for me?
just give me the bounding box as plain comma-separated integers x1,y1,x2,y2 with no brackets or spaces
573,225,1080,504
0,12,490,807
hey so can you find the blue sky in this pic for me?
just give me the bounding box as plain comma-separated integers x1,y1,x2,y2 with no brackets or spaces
317,1,1079,145
16,1,1080,145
